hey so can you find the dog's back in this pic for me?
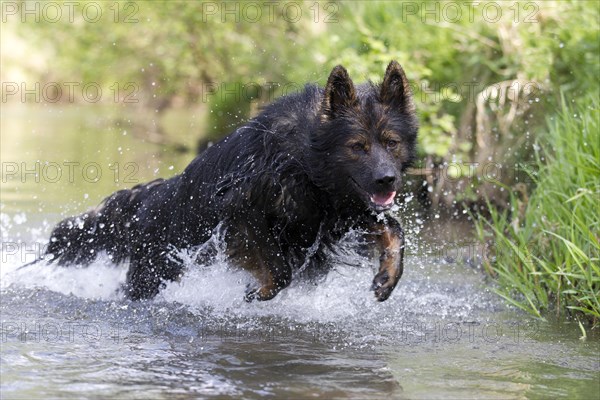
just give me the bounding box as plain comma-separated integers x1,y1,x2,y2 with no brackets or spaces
42,85,328,298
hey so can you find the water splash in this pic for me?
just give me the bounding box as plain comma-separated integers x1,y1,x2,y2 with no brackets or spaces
1,210,502,351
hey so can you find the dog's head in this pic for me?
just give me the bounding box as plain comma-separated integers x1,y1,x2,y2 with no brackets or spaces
311,61,418,212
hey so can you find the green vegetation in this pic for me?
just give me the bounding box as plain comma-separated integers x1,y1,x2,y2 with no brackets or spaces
5,1,598,206
475,95,600,327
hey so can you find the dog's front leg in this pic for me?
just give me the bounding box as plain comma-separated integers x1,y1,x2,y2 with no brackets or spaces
125,250,180,300
227,224,292,302
369,218,405,301
243,247,291,302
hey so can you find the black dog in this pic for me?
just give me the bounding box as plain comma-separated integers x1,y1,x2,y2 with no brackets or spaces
43,61,418,302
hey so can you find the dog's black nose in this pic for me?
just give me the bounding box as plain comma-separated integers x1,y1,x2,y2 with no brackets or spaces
375,174,396,186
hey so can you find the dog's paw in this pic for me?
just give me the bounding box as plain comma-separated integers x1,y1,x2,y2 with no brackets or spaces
244,285,278,302
244,287,260,302
370,270,395,301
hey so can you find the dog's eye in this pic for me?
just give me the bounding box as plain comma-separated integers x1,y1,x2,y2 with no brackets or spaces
351,143,366,152
386,140,399,150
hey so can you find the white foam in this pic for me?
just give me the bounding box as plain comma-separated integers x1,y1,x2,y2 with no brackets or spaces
159,257,379,323
1,252,128,300
1,217,489,325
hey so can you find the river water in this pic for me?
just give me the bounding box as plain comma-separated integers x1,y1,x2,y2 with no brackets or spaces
1,105,598,399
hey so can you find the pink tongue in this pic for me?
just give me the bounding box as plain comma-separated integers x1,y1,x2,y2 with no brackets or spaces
371,191,396,206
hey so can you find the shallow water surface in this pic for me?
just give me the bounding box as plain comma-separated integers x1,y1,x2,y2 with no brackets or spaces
1,106,599,399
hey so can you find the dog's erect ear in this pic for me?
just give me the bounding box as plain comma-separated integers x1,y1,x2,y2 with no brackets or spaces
321,65,358,120
381,60,414,112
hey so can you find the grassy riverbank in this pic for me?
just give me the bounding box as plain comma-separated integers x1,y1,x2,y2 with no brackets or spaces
475,94,600,329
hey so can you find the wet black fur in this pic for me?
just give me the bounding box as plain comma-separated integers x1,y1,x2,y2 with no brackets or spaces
44,61,418,301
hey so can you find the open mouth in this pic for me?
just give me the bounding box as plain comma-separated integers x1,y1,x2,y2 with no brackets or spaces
349,178,397,211
370,191,396,211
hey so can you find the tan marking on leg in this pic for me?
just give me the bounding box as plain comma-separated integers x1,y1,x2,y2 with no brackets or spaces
228,240,284,302
369,221,404,301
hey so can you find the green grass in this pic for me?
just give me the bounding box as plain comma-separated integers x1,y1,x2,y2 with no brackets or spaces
475,94,600,328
